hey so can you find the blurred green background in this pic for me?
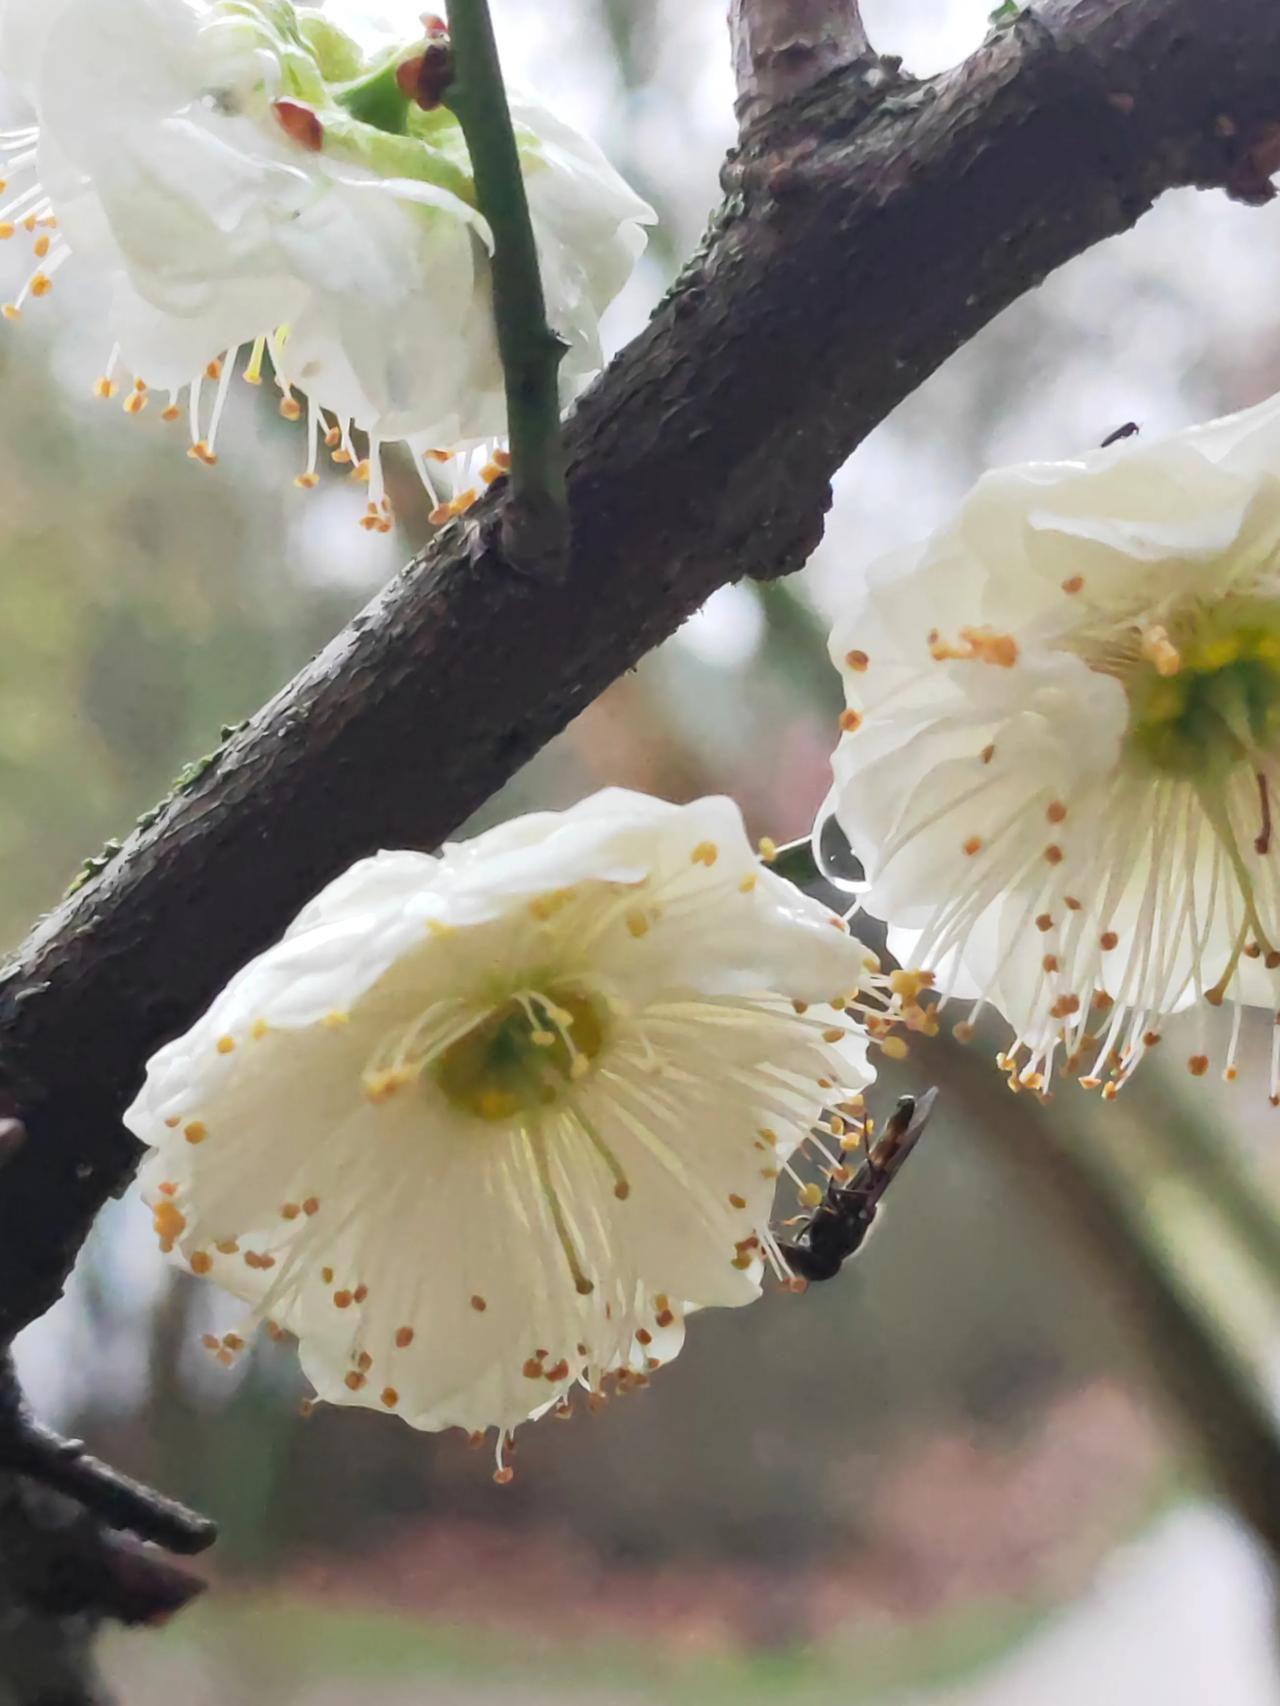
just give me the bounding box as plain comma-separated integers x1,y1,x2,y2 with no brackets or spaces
5,1,1280,1701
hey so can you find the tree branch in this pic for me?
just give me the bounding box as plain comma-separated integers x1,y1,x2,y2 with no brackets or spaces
2,0,1280,1350
728,0,874,131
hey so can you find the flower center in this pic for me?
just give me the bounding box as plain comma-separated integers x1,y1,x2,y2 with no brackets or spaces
1121,600,1280,779
433,990,608,1122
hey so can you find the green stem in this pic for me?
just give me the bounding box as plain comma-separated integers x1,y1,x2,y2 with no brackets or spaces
442,0,568,570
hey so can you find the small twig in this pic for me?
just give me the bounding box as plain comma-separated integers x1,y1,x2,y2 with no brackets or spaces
5,1424,216,1555
441,0,569,576
0,1353,215,1555
1,1486,209,1627
729,0,873,130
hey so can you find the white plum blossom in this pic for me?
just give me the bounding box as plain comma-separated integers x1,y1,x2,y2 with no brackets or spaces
0,0,653,527
822,395,1280,1100
125,790,903,1472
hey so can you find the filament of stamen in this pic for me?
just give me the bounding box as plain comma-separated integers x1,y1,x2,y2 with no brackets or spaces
0,181,45,232
758,1223,792,1282
527,1127,594,1295
297,396,321,488
415,452,441,509
204,350,237,456
571,1106,632,1200
188,370,204,447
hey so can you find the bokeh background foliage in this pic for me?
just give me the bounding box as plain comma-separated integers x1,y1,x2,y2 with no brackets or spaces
4,1,1280,1701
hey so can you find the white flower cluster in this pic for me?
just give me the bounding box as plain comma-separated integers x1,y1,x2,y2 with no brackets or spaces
823,396,1280,1100
0,0,652,525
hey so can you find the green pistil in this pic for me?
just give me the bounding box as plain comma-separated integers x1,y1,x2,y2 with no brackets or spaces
1126,604,1280,779
434,990,608,1122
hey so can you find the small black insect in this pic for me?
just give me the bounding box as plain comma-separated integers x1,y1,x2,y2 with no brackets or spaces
777,1088,937,1283
1099,421,1141,448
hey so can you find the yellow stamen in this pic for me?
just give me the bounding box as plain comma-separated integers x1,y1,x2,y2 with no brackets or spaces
243,336,266,385
1140,624,1182,677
